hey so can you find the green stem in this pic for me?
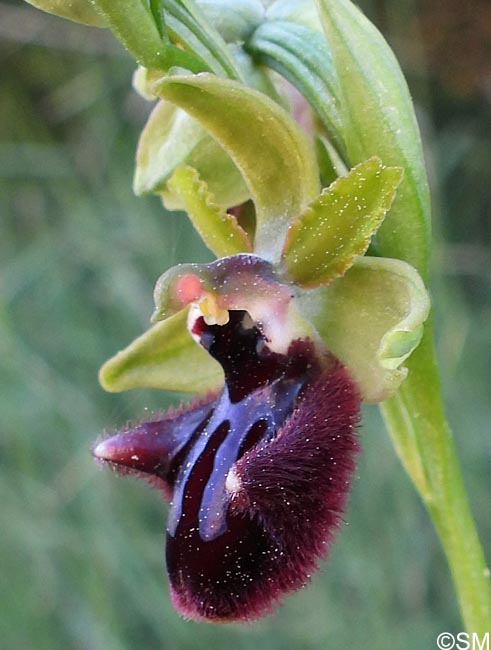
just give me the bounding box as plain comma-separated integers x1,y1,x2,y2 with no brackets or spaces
381,320,491,634
90,0,205,72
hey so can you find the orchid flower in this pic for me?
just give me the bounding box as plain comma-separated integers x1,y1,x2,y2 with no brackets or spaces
90,73,428,620
25,0,491,632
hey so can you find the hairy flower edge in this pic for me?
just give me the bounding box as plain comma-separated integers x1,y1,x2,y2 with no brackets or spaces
94,306,360,621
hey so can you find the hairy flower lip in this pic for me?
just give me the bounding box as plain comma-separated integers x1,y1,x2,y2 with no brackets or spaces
91,397,217,487
95,305,361,622
166,360,360,622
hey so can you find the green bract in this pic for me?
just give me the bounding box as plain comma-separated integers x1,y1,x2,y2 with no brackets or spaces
317,0,431,278
157,0,245,78
247,19,345,154
266,0,320,30
196,0,265,43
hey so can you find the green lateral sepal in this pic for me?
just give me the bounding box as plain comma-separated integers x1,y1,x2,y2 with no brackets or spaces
299,256,430,402
99,308,223,393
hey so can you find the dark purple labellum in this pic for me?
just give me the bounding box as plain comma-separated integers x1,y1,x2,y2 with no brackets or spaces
94,310,360,622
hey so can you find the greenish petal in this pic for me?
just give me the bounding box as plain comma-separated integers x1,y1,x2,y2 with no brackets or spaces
317,0,431,279
99,308,223,393
282,157,403,287
134,99,250,210
153,73,320,261
167,166,252,257
24,0,107,26
298,256,430,402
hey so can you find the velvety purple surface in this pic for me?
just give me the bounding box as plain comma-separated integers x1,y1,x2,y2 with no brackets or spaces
95,310,360,621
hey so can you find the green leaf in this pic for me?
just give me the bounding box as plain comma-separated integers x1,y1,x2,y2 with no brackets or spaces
167,166,252,256
154,73,320,261
99,308,223,393
281,157,403,287
317,0,431,280
246,20,345,155
24,0,107,26
134,99,250,210
299,256,430,402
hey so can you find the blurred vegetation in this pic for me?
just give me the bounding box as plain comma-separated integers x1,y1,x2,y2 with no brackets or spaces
0,1,490,648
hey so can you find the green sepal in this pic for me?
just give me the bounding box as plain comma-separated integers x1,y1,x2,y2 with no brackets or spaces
134,99,250,210
317,0,431,279
134,47,280,104
282,157,403,287
153,73,320,261
299,256,430,402
167,166,252,257
24,0,107,26
99,308,223,393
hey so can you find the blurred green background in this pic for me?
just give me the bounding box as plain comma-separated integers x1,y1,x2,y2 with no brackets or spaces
1,1,490,648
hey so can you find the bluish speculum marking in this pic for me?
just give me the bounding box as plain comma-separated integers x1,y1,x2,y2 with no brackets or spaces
166,311,316,598
94,304,360,621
